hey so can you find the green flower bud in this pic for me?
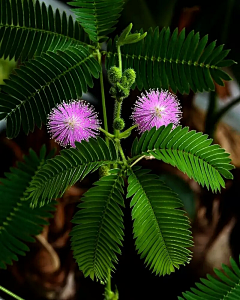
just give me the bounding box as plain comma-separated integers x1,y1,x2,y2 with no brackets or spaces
108,66,122,84
113,118,125,131
99,166,110,177
116,82,130,99
120,75,128,88
123,68,136,87
109,87,117,97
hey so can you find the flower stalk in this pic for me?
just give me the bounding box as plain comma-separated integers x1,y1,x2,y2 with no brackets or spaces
0,285,24,300
97,49,109,145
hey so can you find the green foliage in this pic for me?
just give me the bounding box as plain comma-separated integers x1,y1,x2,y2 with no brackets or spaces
0,146,56,269
106,27,235,94
0,45,101,138
0,0,89,61
0,0,236,295
0,57,16,84
70,169,124,282
127,167,192,275
179,256,240,300
131,124,234,192
117,23,147,46
68,0,124,43
27,138,118,207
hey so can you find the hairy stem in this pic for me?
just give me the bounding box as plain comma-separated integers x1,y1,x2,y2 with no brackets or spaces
0,286,24,300
114,100,122,137
97,50,109,145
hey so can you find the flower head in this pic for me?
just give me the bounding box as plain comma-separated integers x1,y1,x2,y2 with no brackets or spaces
47,100,101,147
131,89,182,133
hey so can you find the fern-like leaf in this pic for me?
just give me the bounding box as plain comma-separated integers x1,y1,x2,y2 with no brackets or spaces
0,0,89,61
179,256,240,300
68,0,124,43
127,167,192,276
131,124,234,192
27,138,118,207
0,45,101,138
70,169,124,282
106,27,235,93
0,145,55,269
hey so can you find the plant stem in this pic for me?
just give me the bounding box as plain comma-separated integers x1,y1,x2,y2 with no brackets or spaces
117,46,122,73
97,50,109,145
130,155,145,167
119,124,138,138
104,269,112,299
107,269,111,293
99,128,115,139
114,100,122,137
0,286,24,300
116,140,127,166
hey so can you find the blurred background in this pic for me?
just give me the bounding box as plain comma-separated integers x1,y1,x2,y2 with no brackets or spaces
1,0,240,299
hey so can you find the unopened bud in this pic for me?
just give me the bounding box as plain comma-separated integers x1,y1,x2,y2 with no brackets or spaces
113,118,125,131
108,66,122,84
99,166,110,177
123,68,136,87
116,82,130,99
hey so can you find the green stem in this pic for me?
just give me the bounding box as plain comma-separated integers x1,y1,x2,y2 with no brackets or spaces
107,269,111,293
104,269,112,300
0,286,24,300
130,155,145,167
99,128,115,139
117,45,122,73
119,124,138,138
114,100,122,137
116,140,127,166
97,50,109,145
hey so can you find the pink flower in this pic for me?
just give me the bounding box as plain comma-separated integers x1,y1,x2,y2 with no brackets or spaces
131,89,182,133
47,100,101,147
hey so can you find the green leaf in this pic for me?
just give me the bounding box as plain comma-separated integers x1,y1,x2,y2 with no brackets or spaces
158,173,196,219
0,145,56,269
180,256,240,300
0,0,89,61
127,167,192,276
26,138,118,207
68,0,124,43
131,125,234,192
70,169,124,282
0,45,101,138
106,27,234,94
117,23,133,46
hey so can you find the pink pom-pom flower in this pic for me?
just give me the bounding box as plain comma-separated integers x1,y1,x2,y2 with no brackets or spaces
131,89,182,133
47,100,101,148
